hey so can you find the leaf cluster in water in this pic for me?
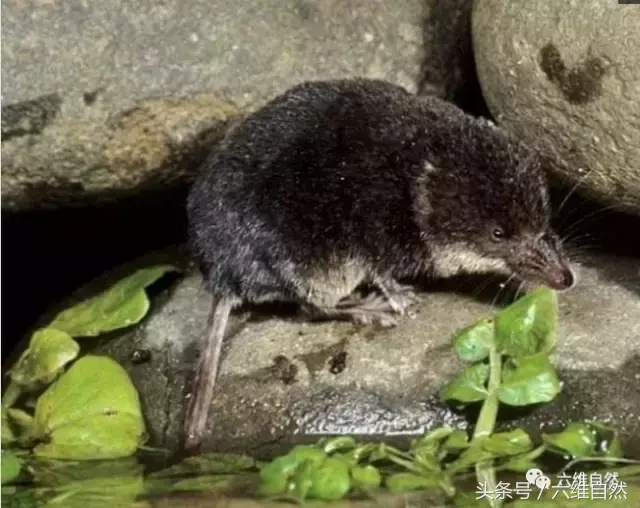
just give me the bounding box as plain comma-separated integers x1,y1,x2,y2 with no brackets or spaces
2,265,179,462
2,271,638,506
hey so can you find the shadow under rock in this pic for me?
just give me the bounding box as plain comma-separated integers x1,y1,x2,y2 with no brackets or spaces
1,184,190,366
418,0,492,118
549,186,640,297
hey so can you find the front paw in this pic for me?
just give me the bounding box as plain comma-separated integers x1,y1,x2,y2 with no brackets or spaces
350,310,398,328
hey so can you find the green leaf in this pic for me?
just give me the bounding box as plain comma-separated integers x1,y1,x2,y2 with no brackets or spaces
257,469,288,497
454,319,495,362
501,445,546,472
260,454,300,478
307,457,350,500
439,363,489,403
1,487,38,508
482,429,533,456
6,409,34,431
5,408,36,444
414,447,441,473
443,430,470,451
350,465,381,490
2,409,16,446
495,286,558,357
258,455,300,496
542,422,598,458
291,460,317,500
32,355,145,460
412,427,455,451
35,413,146,461
368,443,391,463
453,432,534,489
30,456,143,487
10,329,79,390
48,265,179,337
42,473,146,508
502,458,539,474
386,472,440,493
499,353,561,406
321,436,357,454
1,452,23,485
446,444,496,474
338,444,376,466
604,437,624,458
288,445,327,466
588,421,624,458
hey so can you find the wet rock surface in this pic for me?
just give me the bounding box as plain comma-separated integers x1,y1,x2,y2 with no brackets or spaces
472,0,640,215
1,0,480,211
92,251,640,458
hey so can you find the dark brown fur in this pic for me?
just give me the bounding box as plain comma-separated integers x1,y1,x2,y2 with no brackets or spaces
184,78,574,450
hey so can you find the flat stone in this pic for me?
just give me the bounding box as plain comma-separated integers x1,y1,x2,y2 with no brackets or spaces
471,0,640,215
90,250,640,458
2,0,478,211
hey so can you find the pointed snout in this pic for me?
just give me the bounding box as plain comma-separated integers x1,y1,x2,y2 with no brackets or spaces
544,262,575,290
536,234,576,291
515,232,577,291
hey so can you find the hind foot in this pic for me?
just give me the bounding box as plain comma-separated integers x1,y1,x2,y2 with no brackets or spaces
337,280,420,315
371,277,421,317
304,280,420,328
302,304,398,328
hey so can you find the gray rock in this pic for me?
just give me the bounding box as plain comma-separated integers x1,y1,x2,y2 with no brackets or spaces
471,0,640,215
92,251,640,458
2,0,464,211
1,92,239,210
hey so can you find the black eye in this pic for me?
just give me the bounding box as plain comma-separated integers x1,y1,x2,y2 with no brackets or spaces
491,227,505,242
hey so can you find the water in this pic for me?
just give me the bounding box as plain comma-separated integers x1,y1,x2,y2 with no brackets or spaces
4,446,639,507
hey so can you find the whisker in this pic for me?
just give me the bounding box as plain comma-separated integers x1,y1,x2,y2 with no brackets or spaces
561,232,597,245
491,274,516,306
562,235,605,254
554,169,595,218
563,239,602,257
563,244,603,255
471,276,496,300
560,203,621,238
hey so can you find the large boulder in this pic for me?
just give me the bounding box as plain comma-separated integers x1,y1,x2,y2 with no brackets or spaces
1,0,480,211
472,0,640,215
85,250,640,458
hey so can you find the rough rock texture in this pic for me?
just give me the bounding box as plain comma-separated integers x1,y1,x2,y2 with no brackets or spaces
1,0,481,211
472,0,640,215
87,251,640,459
1,93,239,210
